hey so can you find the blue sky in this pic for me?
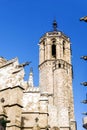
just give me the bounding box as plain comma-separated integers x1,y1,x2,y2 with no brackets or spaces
0,0,87,130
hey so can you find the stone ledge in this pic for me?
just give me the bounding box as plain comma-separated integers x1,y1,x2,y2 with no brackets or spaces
0,114,8,118
0,85,24,92
7,125,21,128
22,112,49,115
4,103,23,108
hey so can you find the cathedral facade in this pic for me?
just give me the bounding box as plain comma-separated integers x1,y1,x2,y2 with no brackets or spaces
0,21,76,130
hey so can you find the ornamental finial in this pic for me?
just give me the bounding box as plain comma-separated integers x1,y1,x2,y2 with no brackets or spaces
52,20,58,31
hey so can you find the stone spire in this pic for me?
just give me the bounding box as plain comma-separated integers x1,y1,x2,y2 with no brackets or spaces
28,67,34,87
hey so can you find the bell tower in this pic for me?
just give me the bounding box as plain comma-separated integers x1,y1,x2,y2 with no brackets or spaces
39,20,71,93
39,21,76,130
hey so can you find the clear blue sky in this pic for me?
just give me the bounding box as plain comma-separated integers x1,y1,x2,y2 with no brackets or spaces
0,0,87,130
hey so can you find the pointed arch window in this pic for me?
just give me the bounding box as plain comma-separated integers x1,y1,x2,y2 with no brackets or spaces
52,44,56,58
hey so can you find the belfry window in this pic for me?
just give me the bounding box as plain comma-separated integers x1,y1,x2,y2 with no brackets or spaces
52,44,56,58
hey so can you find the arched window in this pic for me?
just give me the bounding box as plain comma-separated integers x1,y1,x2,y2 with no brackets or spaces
52,44,56,58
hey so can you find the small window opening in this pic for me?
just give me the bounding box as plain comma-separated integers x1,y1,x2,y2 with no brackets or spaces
58,63,61,68
63,41,65,55
52,44,56,58
43,41,45,46
53,40,56,43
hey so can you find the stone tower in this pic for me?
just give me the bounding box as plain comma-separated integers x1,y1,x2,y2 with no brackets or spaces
39,21,76,130
0,21,76,130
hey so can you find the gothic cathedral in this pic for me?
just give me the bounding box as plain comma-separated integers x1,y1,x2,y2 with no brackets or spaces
0,21,76,130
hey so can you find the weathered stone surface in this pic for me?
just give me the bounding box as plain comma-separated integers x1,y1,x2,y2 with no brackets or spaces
0,27,76,130
39,31,76,130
